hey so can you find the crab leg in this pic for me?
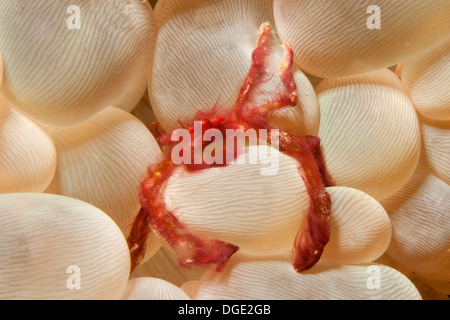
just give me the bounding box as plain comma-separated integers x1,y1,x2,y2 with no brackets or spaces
236,40,299,127
235,34,333,272
128,159,239,274
234,22,274,115
277,133,332,272
127,207,151,273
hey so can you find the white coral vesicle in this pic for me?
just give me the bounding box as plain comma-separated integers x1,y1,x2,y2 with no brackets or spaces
0,0,156,126
45,106,164,263
0,193,130,300
0,95,57,193
317,69,421,200
273,0,450,77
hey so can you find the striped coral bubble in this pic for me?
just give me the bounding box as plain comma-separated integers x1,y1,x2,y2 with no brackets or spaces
273,0,450,78
193,254,421,300
45,107,163,263
321,186,391,264
0,193,130,300
125,277,190,300
0,95,56,193
419,116,450,185
381,166,450,294
401,40,450,121
0,0,156,126
316,68,421,200
164,144,310,256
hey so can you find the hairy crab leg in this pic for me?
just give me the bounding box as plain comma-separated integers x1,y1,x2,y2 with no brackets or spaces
127,207,151,272
303,135,335,188
234,22,274,116
237,42,299,126
277,133,332,272
277,43,298,102
128,160,239,274
233,31,333,272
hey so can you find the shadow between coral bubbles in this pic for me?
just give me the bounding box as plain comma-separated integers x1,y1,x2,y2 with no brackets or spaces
149,0,158,9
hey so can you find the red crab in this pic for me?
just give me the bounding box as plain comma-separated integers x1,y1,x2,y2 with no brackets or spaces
127,23,334,274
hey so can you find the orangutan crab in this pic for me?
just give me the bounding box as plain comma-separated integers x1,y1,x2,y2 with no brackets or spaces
127,23,334,274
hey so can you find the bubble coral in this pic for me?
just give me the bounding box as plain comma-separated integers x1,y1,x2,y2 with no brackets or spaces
0,0,448,300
